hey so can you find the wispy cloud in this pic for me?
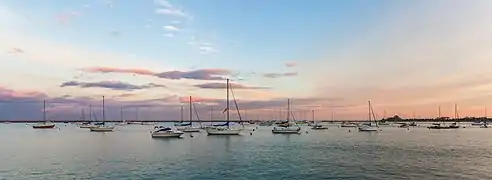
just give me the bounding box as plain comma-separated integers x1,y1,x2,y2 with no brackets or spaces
163,25,179,32
263,72,298,78
5,47,24,54
285,62,296,67
194,82,269,90
164,33,174,37
198,46,219,54
154,0,173,8
155,69,231,80
60,81,166,91
156,9,187,17
82,67,156,75
83,67,233,81
154,0,191,19
55,10,81,25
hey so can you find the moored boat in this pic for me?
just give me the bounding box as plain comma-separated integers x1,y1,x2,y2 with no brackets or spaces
206,126,242,135
89,96,114,132
311,124,328,130
272,99,301,134
176,96,202,133
358,101,379,132
33,101,56,129
206,79,243,136
33,121,56,129
341,122,358,127
151,126,184,138
89,125,115,132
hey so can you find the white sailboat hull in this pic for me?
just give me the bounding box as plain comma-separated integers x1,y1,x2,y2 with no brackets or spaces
89,126,115,132
358,125,378,132
206,127,241,135
151,131,184,138
272,126,301,134
78,124,96,128
177,126,201,132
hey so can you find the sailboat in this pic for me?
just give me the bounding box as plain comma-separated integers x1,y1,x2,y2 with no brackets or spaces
358,101,379,132
177,96,201,132
480,108,489,128
448,103,460,128
272,99,301,134
33,100,56,129
89,96,115,132
205,79,243,135
78,107,96,128
174,105,191,127
428,104,459,129
311,110,328,130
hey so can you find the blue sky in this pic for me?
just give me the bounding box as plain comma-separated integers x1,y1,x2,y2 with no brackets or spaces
1,0,492,120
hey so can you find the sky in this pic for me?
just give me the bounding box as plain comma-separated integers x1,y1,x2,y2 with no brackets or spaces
1,0,492,121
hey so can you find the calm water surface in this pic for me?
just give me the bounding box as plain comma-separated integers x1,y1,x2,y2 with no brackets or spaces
0,123,491,180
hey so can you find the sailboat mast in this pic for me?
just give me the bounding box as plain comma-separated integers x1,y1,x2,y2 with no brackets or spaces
311,109,315,121
120,107,123,122
82,108,85,121
245,108,248,121
89,105,92,121
454,103,459,119
331,110,334,121
189,96,192,126
438,105,441,118
180,104,184,122
43,100,46,121
368,101,371,122
226,78,230,128
102,96,105,121
287,99,291,121
210,106,213,125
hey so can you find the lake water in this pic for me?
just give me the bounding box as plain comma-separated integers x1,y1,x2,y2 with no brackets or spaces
0,123,491,180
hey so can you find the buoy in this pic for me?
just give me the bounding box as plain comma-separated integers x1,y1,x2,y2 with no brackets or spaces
250,132,252,135
348,130,351,132
190,134,194,138
306,131,308,134
253,129,255,131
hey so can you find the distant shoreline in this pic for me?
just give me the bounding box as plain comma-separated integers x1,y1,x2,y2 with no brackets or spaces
0,118,488,123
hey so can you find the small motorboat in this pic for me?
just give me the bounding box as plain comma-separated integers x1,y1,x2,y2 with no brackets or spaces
311,124,328,130
151,127,184,138
33,121,56,129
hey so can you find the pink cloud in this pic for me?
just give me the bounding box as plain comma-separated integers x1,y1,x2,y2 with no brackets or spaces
83,66,233,81
83,67,156,76
194,82,269,90
263,72,298,78
285,62,296,67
